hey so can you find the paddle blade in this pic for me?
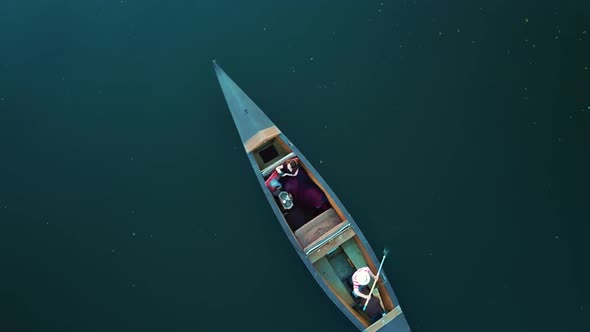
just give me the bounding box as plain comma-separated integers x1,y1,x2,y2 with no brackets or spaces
383,248,390,257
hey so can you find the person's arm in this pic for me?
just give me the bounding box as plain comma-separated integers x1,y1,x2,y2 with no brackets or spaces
275,164,284,175
353,285,371,300
367,268,379,281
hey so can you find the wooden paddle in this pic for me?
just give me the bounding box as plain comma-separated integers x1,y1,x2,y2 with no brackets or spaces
363,248,390,311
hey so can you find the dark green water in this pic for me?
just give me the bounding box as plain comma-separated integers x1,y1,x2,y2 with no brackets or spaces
1,1,588,331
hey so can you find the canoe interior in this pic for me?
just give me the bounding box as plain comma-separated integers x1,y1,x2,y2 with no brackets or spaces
252,136,398,329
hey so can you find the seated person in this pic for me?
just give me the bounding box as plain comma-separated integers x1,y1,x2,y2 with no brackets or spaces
351,267,378,300
351,267,386,322
265,158,329,212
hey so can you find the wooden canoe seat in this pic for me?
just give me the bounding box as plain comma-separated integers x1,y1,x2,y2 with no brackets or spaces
294,208,342,249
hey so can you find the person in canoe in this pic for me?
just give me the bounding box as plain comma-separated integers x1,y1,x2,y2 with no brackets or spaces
351,266,379,300
265,157,329,212
351,267,387,321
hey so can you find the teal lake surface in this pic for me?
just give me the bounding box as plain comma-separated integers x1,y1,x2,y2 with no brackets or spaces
0,1,588,331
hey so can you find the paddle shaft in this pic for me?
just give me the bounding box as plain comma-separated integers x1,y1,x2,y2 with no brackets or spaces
363,253,388,311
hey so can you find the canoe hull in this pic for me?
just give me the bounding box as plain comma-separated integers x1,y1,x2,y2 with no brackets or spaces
214,62,412,332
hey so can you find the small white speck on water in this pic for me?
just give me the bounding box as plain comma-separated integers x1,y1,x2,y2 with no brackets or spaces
132,232,136,237
507,49,511,55
319,160,324,164
130,156,134,161
554,235,560,239
149,234,153,239
309,57,314,61
131,283,136,288
456,28,461,33
324,124,328,129
45,221,49,225
263,27,267,31
111,249,116,254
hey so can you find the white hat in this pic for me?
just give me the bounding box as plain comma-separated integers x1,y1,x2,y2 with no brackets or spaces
355,269,370,286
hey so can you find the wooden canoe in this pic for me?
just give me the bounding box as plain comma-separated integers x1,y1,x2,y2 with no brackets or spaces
213,60,411,332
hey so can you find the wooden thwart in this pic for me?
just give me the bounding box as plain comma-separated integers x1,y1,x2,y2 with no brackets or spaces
363,306,403,332
308,227,356,264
